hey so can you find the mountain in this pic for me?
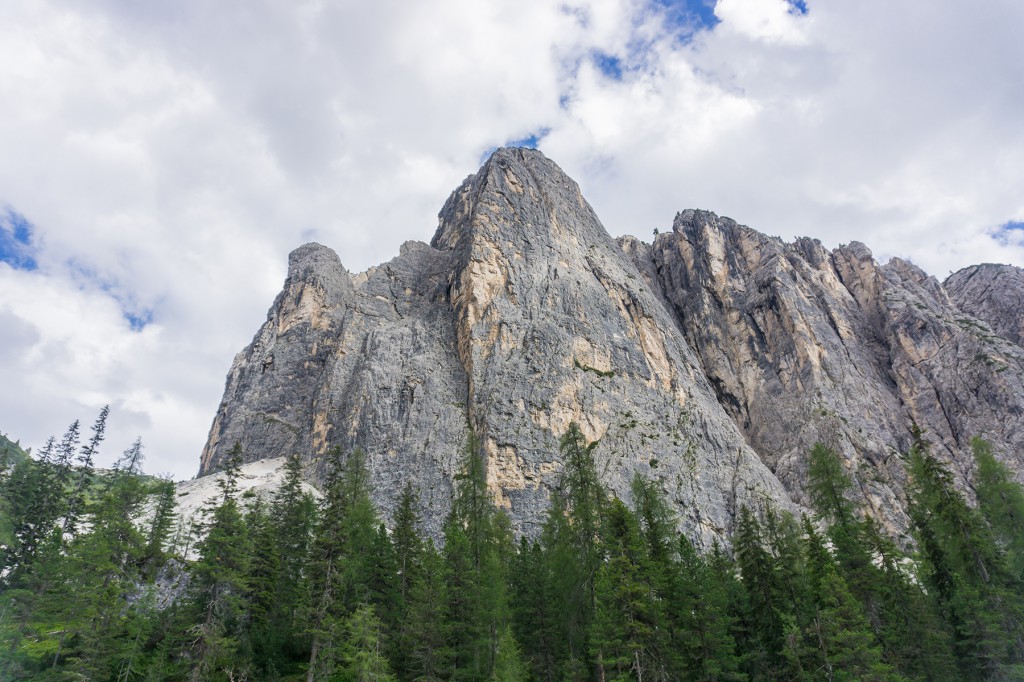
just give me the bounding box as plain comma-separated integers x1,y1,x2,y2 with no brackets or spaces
199,148,1024,545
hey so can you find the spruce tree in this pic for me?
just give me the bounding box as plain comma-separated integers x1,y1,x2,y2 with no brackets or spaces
548,421,605,679
143,477,178,577
676,534,746,680
734,505,787,679
61,406,109,540
908,428,1024,678
589,497,669,681
405,538,451,680
972,437,1024,578
248,453,315,675
306,446,382,681
389,483,425,680
801,517,901,682
183,441,253,681
443,429,515,680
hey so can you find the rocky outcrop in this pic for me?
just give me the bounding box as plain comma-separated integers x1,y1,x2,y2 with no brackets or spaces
621,211,1024,538
946,264,1024,347
201,149,793,546
200,148,1024,545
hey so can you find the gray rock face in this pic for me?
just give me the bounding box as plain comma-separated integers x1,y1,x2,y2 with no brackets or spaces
946,264,1024,347
201,148,1024,544
201,149,792,545
622,211,1024,537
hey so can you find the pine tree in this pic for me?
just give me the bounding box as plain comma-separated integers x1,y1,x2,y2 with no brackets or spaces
509,536,560,680
676,534,746,681
859,517,958,680
544,421,605,679
306,446,383,681
907,427,1024,678
389,483,425,680
589,497,670,681
143,477,178,577
631,474,691,678
246,453,315,676
537,488,578,679
405,539,451,680
734,505,787,679
340,603,397,682
444,430,516,679
972,437,1024,578
801,517,902,682
61,405,109,540
2,437,64,582
183,441,253,681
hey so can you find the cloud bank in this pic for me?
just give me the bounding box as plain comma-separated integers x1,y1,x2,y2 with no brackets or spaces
2,0,1022,479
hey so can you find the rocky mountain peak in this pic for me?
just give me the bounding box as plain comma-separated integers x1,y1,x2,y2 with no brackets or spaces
200,149,1024,545
946,263,1024,347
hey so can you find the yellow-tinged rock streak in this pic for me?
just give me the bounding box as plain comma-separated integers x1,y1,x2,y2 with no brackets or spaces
484,438,524,508
636,315,674,392
277,282,331,334
572,337,612,373
528,380,608,445
311,411,330,455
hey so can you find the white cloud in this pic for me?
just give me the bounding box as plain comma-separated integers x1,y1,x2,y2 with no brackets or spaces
714,0,810,45
1,0,1022,479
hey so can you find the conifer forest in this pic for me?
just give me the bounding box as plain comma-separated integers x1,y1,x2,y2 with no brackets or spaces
2,413,1024,681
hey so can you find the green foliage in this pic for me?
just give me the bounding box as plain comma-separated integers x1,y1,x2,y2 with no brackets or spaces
907,429,1024,679
444,429,515,681
589,498,669,681
972,437,1024,577
3,425,1024,682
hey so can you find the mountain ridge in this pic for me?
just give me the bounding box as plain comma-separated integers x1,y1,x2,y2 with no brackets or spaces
200,147,1024,545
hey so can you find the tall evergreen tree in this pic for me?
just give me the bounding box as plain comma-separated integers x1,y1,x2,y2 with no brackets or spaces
547,422,605,679
245,453,316,676
182,441,253,681
675,534,746,681
733,505,788,680
972,437,1024,578
405,538,451,681
801,517,902,682
444,429,515,681
389,483,425,680
1,438,61,581
61,406,109,540
143,477,178,577
491,624,528,682
306,446,382,681
908,427,1024,678
589,497,670,681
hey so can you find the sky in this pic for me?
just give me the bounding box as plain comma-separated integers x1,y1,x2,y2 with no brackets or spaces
2,0,1023,481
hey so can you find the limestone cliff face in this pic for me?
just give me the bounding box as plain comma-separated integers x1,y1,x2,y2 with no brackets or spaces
201,149,791,545
622,211,1024,537
201,148,1024,543
945,264,1024,347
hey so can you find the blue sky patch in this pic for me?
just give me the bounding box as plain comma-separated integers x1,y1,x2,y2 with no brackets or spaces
68,257,157,332
505,128,550,149
479,128,552,164
995,220,1024,246
788,0,809,15
592,51,624,81
0,209,39,271
124,309,154,332
653,0,720,35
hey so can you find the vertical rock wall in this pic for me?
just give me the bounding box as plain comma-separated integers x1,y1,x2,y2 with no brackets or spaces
201,148,1024,543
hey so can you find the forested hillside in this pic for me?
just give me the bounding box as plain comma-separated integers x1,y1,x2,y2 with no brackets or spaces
3,414,1024,680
